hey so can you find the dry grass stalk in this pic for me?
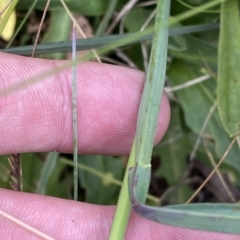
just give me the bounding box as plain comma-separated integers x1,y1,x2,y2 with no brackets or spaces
8,153,22,191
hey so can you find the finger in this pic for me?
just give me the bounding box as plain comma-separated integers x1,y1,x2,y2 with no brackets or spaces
0,189,237,240
0,53,170,155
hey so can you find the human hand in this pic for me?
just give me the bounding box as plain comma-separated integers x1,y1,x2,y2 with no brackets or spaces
0,53,237,239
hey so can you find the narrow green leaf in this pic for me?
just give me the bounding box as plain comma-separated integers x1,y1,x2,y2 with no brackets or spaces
132,0,171,204
217,0,240,136
132,0,170,203
131,202,240,234
1,23,219,55
36,152,59,195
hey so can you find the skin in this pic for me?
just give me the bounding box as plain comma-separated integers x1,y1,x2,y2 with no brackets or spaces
0,53,238,239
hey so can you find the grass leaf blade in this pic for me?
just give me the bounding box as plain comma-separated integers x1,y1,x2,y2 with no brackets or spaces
132,0,170,204
1,23,219,55
217,0,240,136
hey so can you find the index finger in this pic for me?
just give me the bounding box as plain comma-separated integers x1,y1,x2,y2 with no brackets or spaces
0,53,170,155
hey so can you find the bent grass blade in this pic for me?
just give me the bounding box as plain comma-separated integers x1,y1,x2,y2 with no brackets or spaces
128,0,240,235
129,134,240,233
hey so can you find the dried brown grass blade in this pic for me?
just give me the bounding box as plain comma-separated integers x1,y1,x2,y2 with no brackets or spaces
31,0,51,57
8,153,22,192
186,133,239,204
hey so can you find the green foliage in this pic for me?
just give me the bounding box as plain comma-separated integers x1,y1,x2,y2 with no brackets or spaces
36,152,59,195
17,0,111,16
125,8,154,32
169,35,217,70
45,158,72,199
153,103,193,203
0,156,12,189
186,0,207,4
21,153,43,192
78,155,124,205
41,9,71,59
168,60,240,172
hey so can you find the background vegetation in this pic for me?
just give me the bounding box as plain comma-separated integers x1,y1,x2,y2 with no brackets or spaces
0,0,240,236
